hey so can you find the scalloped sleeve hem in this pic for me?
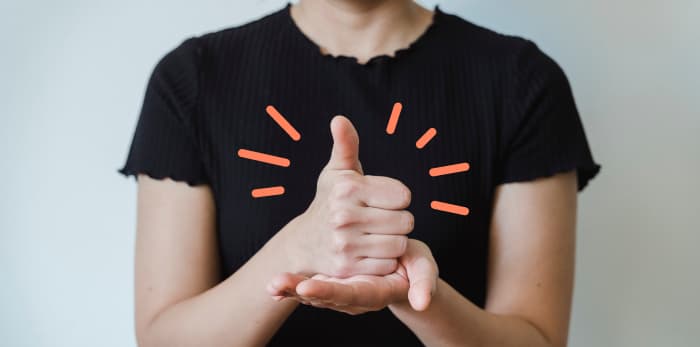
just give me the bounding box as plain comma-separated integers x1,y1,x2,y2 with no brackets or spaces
118,36,210,187
496,40,601,192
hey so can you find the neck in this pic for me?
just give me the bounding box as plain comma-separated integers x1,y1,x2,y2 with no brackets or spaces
291,0,433,64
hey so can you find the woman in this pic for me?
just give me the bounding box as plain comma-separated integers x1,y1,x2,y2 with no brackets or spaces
119,0,600,346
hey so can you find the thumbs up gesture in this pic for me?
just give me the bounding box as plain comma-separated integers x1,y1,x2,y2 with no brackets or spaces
270,115,439,312
284,115,414,278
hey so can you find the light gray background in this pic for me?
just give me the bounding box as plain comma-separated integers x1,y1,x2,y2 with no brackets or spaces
1,1,698,346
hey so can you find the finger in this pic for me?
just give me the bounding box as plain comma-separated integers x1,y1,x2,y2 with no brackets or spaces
405,256,439,311
303,296,338,308
299,277,382,308
358,175,411,209
296,279,355,305
352,257,398,276
289,290,344,308
301,296,365,315
267,272,308,297
353,207,414,235
325,115,363,173
355,234,408,258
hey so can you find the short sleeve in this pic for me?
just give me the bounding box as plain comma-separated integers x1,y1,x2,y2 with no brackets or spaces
118,37,209,186
498,41,600,191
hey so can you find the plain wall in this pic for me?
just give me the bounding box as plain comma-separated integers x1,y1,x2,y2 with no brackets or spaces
1,1,698,346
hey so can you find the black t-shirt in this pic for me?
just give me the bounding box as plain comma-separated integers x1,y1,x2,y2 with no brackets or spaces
119,4,600,346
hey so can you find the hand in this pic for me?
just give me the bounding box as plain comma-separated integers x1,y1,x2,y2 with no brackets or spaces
268,239,438,313
267,267,409,315
283,116,414,278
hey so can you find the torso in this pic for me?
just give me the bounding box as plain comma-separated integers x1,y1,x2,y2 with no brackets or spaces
191,5,528,344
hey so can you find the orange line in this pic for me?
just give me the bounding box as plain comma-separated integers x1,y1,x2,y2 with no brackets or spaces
430,201,470,216
265,105,301,141
385,102,403,134
429,162,470,177
252,186,285,198
237,149,290,167
416,128,437,149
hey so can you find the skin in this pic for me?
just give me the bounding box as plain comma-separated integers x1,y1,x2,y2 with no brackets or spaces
133,1,577,346
290,0,434,64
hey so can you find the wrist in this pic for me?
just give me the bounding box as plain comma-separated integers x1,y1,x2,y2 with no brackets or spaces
388,290,412,311
388,299,412,312
269,213,313,277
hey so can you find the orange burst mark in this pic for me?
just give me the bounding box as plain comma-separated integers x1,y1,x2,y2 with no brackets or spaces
265,105,301,141
385,102,403,134
252,186,285,198
237,149,290,167
429,162,470,177
430,201,470,216
416,128,437,149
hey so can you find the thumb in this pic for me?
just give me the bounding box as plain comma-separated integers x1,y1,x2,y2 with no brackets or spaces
404,252,438,311
326,115,363,173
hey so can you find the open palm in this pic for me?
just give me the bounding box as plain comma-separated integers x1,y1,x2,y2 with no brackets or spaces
268,239,438,313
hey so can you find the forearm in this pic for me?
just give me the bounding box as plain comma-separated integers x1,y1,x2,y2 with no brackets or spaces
389,278,554,347
139,219,303,347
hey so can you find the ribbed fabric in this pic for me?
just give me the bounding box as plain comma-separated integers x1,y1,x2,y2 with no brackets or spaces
119,4,600,345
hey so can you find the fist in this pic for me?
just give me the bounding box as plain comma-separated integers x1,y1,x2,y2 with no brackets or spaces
290,115,414,278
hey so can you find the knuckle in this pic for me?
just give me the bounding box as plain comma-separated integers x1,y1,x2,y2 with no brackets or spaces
332,257,354,277
395,236,409,255
332,179,360,200
399,185,412,206
372,259,397,275
385,259,399,274
386,178,411,206
331,234,353,254
325,198,342,213
329,208,353,228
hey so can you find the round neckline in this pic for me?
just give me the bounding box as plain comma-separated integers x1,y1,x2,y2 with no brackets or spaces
283,2,443,67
